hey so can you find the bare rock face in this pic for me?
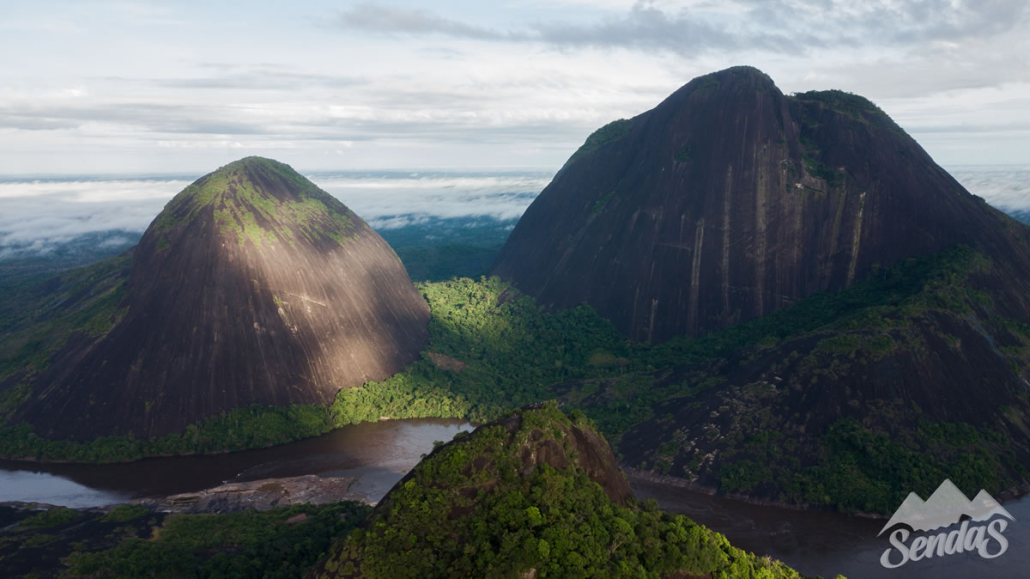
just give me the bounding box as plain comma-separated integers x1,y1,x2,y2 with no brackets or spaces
492,66,1030,343
16,157,429,440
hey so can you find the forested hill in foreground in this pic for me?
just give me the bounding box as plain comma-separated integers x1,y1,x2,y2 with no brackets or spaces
312,402,810,579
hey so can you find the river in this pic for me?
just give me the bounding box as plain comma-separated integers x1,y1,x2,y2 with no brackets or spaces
0,418,472,507
633,478,1029,579
2,419,1026,579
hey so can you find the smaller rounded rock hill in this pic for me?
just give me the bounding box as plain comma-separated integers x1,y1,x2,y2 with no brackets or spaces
14,157,430,440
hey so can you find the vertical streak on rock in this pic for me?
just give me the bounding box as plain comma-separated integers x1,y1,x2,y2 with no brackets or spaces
828,190,847,285
689,218,705,335
648,298,659,344
632,285,641,342
787,157,802,298
643,203,661,342
722,167,733,326
754,147,768,317
679,211,688,325
647,257,658,342
847,191,867,286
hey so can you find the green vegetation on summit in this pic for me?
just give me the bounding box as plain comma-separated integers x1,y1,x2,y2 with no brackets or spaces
562,118,636,170
151,157,354,248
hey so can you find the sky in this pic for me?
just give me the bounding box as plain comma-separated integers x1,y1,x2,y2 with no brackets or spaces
1,0,1029,175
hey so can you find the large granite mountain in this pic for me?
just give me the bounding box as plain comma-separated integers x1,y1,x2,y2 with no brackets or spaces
311,402,805,579
493,66,1030,343
11,157,430,440
489,67,1030,514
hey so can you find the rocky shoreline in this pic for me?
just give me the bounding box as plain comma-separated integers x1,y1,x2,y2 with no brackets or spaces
135,474,373,513
0,476,374,579
1,474,373,516
6,463,1026,520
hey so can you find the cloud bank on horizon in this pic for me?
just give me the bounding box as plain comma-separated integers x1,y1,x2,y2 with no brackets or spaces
0,0,1027,176
0,167,1027,259
0,172,550,258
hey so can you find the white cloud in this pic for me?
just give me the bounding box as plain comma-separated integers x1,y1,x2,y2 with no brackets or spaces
0,179,186,251
0,165,1026,259
0,172,551,256
949,167,1030,211
0,1,1026,173
318,174,550,223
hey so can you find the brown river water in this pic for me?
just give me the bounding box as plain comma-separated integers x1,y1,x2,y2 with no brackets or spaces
2,418,1027,579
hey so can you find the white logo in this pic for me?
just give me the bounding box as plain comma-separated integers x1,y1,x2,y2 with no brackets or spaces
879,479,1014,569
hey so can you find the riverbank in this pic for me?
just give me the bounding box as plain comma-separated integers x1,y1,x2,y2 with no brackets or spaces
1,474,372,517
1,417,473,508
622,466,883,519
135,474,372,513
622,465,1030,519
6,459,1029,579
628,471,1030,579
0,495,370,578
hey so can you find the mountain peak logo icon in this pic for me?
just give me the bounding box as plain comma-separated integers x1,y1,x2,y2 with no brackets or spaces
878,479,1014,536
